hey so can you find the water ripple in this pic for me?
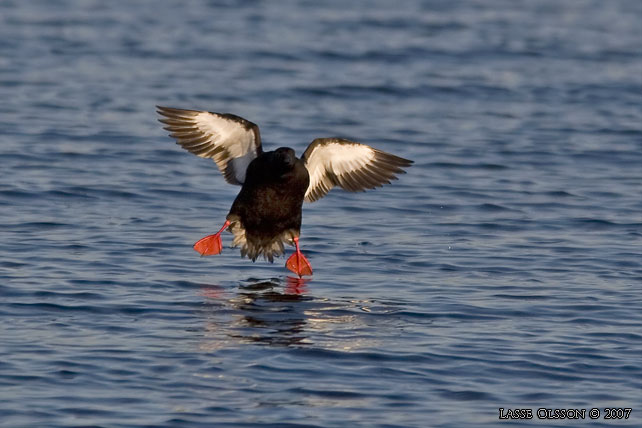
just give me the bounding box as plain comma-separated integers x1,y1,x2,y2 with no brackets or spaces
1,0,641,427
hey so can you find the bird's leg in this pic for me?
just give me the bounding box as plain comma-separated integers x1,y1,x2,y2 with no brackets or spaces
193,220,230,256
286,236,313,277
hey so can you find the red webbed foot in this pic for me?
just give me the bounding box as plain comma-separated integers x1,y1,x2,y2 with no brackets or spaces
286,236,313,277
193,220,230,256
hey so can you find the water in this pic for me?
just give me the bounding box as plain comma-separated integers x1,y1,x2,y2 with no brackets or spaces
1,0,641,427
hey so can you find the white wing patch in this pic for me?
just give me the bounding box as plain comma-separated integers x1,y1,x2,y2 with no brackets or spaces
302,138,412,203
157,106,262,185
305,142,374,200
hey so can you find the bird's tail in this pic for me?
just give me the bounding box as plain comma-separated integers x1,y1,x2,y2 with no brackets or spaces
227,215,297,262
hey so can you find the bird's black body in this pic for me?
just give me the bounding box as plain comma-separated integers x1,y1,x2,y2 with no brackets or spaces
227,147,310,262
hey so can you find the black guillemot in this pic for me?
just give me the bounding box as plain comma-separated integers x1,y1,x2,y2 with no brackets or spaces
157,106,412,277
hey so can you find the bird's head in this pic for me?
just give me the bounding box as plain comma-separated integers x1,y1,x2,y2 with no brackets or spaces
274,147,296,168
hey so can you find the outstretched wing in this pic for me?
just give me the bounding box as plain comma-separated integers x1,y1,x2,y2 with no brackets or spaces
301,138,413,203
157,106,262,185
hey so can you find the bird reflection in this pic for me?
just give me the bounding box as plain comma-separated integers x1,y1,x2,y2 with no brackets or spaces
199,277,313,348
285,275,310,295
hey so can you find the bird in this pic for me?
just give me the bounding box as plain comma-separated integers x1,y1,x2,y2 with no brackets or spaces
157,106,412,277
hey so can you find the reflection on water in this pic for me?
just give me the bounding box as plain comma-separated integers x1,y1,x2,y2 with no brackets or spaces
229,278,311,347
198,278,380,352
284,276,310,295
199,278,312,349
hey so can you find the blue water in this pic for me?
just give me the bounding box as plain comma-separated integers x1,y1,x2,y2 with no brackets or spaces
1,1,641,427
